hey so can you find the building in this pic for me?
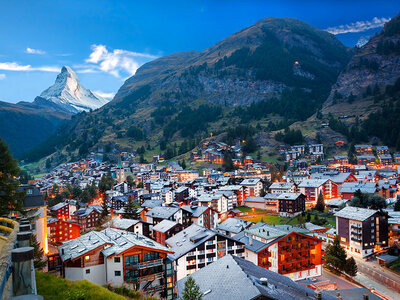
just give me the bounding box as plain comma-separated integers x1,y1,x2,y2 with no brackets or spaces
72,206,102,232
18,184,48,253
153,220,184,246
49,202,70,220
47,217,80,244
244,197,266,210
298,179,337,208
145,206,192,228
335,207,389,258
340,182,377,200
376,146,389,156
111,195,128,210
217,218,253,237
165,224,245,280
116,157,126,183
233,223,324,281
333,156,349,165
106,218,145,235
269,182,296,194
355,145,373,155
176,255,335,300
181,205,218,229
240,178,263,198
58,228,175,299
357,155,376,165
277,193,306,217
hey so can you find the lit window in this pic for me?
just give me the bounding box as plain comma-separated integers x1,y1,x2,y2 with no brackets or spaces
85,256,90,260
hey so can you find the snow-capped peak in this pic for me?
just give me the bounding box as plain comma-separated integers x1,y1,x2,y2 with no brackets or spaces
355,36,369,48
38,66,109,114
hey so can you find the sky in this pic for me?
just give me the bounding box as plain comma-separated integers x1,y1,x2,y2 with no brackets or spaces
0,0,398,103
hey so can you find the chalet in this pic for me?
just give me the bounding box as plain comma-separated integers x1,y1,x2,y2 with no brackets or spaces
105,218,145,235
298,179,337,208
325,198,349,212
379,154,392,166
72,206,102,232
47,217,80,245
153,220,184,246
335,207,388,258
216,218,252,237
277,193,306,217
58,228,175,299
340,182,377,200
333,155,349,165
240,178,263,198
49,202,70,220
376,146,389,156
355,144,373,155
263,194,280,213
111,195,128,210
233,223,323,281
357,155,376,165
165,224,245,280
393,153,400,164
145,206,192,228
269,182,296,194
219,185,244,206
181,205,218,229
174,186,189,202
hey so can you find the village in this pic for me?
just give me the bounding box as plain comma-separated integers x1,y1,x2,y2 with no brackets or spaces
12,140,400,300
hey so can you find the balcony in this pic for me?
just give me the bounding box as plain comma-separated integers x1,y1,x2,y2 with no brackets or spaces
138,272,163,284
126,258,163,270
142,284,165,295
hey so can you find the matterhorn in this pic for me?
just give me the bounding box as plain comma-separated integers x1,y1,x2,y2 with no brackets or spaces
34,66,109,114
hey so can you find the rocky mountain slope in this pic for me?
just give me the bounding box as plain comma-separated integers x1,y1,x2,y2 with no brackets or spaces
34,66,108,114
326,12,400,104
115,17,350,107
22,17,353,165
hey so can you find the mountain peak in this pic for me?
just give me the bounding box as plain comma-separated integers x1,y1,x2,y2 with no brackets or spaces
36,66,109,114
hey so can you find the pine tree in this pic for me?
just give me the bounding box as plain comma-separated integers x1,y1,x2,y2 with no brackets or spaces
223,151,234,172
325,237,347,272
123,199,139,220
315,191,325,212
180,276,202,300
31,234,46,270
101,198,109,219
0,138,23,216
344,257,358,277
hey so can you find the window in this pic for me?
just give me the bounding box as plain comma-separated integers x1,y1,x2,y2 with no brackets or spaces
114,257,121,263
86,269,90,274
125,255,139,265
144,252,159,261
114,271,121,276
27,189,33,195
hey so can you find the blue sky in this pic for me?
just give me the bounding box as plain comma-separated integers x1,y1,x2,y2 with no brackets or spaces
0,0,398,103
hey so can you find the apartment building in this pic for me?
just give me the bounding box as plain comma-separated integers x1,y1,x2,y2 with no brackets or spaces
298,179,337,208
47,217,80,244
165,224,245,280
335,207,389,258
59,228,175,299
49,202,70,220
240,178,263,198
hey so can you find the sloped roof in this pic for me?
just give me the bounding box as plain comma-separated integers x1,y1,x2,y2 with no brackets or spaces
49,202,69,211
217,218,252,234
145,206,180,219
153,219,179,233
335,206,378,221
176,255,336,300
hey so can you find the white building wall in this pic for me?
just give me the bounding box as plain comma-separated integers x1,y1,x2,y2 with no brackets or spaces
65,264,106,286
106,256,124,286
245,249,258,265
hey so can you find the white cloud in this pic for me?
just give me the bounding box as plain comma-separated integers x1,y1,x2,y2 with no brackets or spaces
93,90,115,99
0,74,5,80
82,44,157,77
25,47,46,55
326,17,391,35
0,62,59,72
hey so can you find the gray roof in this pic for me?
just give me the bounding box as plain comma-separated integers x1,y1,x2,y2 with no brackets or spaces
153,220,179,233
323,288,380,300
326,198,348,207
244,197,264,203
181,205,209,217
340,182,377,194
177,255,336,300
141,199,163,209
145,206,180,219
240,178,261,185
49,202,68,211
269,182,294,190
58,228,170,262
245,223,311,241
106,218,140,230
217,218,252,234
166,224,217,260
298,179,328,188
232,231,269,253
310,172,353,184
334,206,378,221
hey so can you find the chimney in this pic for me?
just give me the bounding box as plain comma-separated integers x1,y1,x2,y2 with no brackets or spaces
260,278,268,287
249,235,253,246
314,290,322,300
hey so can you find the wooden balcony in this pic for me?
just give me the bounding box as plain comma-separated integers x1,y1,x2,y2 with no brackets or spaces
126,258,163,270
138,272,163,284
